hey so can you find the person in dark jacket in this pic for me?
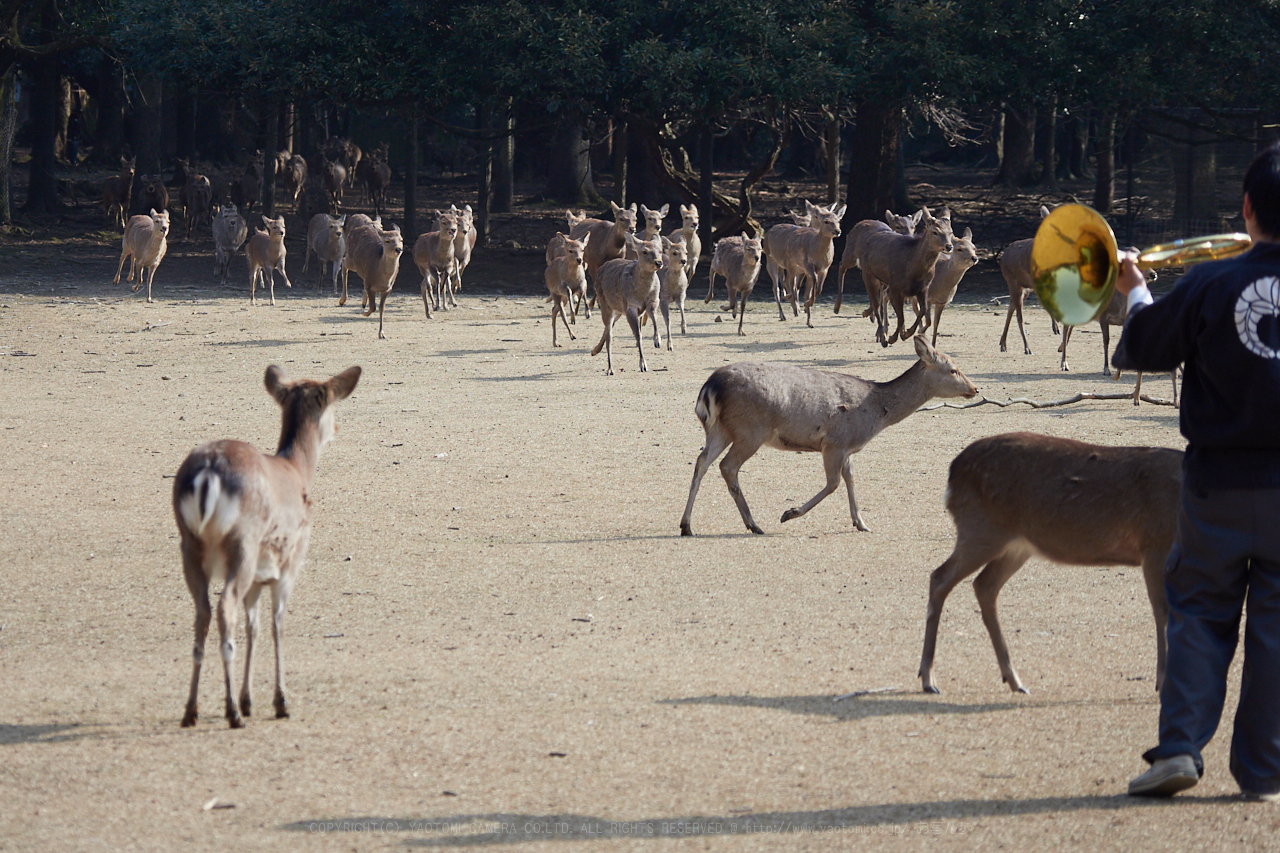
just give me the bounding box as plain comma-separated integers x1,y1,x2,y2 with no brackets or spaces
1114,142,1280,801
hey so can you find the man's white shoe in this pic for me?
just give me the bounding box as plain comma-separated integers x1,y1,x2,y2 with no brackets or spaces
1128,755,1199,797
1241,790,1280,802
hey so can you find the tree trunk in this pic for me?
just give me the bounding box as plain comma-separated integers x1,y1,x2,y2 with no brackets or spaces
845,99,903,226
492,98,514,213
699,123,714,247
824,109,841,205
261,97,278,216
129,73,162,215
1040,94,1058,189
1066,109,1090,179
0,68,17,226
1170,116,1217,223
280,101,294,153
981,107,1004,169
996,101,1036,186
54,76,71,163
544,116,596,205
23,53,61,214
1093,112,1116,214
476,100,492,245
88,58,125,167
174,90,196,161
405,111,418,238
612,115,627,207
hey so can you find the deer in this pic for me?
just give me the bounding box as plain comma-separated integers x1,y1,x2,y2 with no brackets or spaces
413,210,459,318
832,209,920,316
447,203,477,305
174,363,361,729
546,210,589,265
705,232,764,336
283,155,308,212
101,156,136,228
1057,283,1179,406
590,232,665,375
999,205,1059,354
570,201,639,314
303,213,346,294
858,207,955,347
658,234,690,347
140,174,169,215
212,203,248,284
924,226,980,346
680,335,977,536
544,232,589,346
113,208,170,303
761,199,846,328
668,204,702,282
918,431,1179,695
180,172,212,241
626,204,668,259
322,158,346,213
342,220,403,339
246,215,291,306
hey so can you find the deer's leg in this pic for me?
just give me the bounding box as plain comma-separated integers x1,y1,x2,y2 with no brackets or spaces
278,259,292,290
1059,325,1073,371
377,292,389,340
239,583,264,717
704,270,717,304
557,298,575,344
886,290,907,346
1134,372,1144,406
719,436,767,535
680,427,731,536
781,447,845,524
661,299,673,351
1141,550,1170,693
271,575,294,719
217,540,253,728
769,261,787,321
678,293,687,335
973,547,1035,693
338,266,349,306
625,306,648,372
839,455,869,532
268,269,277,306
420,269,433,318
145,265,156,303
919,532,1011,694
863,269,881,320
737,288,749,336
999,289,1020,352
789,271,800,317
834,262,849,315
590,309,617,375
181,538,211,727
931,303,944,347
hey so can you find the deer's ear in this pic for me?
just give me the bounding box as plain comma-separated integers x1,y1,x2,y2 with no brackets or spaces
913,335,939,364
329,366,362,401
264,365,291,404
962,227,973,240
658,204,669,217
579,232,590,248
835,204,847,219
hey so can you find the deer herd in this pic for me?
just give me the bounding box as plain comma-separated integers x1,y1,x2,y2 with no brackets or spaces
93,155,1179,730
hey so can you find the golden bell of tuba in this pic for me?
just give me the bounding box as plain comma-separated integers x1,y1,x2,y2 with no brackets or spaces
1031,203,1253,325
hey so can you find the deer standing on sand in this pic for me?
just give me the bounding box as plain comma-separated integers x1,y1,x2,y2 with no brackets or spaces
832,209,919,317
999,205,1059,354
705,233,764,336
342,220,403,339
669,204,702,282
857,207,955,347
213,203,248,284
544,232,590,346
413,210,459,318
174,364,361,728
918,432,1178,695
762,199,845,327
658,234,690,346
590,233,665,375
246,215,292,306
570,201,639,315
680,336,977,536
113,208,170,303
626,204,668,258
447,203,477,304
924,227,980,346
304,213,347,294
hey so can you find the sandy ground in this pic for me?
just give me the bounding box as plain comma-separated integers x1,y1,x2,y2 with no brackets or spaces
0,240,1274,852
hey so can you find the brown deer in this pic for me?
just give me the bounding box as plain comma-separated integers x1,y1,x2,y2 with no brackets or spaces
924,226,980,345
590,233,665,375
857,207,955,346
246,215,291,306
999,205,1058,354
761,200,845,327
101,156,136,228
832,208,920,315
918,432,1179,695
413,210,459,318
113,209,170,303
705,233,764,336
570,201,639,314
544,232,590,346
342,220,403,339
173,364,361,728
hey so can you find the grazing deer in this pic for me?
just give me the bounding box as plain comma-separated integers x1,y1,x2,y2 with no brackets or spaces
761,200,845,327
303,213,346,294
668,204,702,282
342,220,403,339
174,364,361,729
212,203,248,284
570,201,639,313
680,336,977,536
246,215,291,306
857,207,955,346
999,205,1058,354
101,156,136,228
413,210,459,318
544,232,589,346
590,233,665,375
113,209,170,303
925,227,979,345
705,233,764,336
918,432,1179,695
658,234,690,346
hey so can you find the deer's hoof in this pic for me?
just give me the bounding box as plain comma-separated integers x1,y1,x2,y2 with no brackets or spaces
227,713,245,729
181,708,198,728
922,684,941,695
680,522,693,537
748,524,765,535
781,508,801,523
274,697,289,719
239,697,252,717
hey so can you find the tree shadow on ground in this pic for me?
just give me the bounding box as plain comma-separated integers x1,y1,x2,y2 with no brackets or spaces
658,692,1021,721
0,723,86,745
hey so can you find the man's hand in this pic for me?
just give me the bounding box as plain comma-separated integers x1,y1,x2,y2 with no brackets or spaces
1115,251,1144,295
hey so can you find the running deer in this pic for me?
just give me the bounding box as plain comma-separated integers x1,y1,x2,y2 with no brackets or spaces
999,205,1059,354
570,201,639,312
113,208,170,303
626,204,668,259
544,232,589,346
447,203,476,305
918,432,1179,694
590,233,665,375
658,234,690,346
546,210,589,264
413,210,459,318
761,200,845,327
174,364,362,728
101,156,135,228
342,220,403,339
705,233,764,336
303,213,346,294
679,336,977,536
213,203,248,284
246,215,291,306
924,227,980,345
668,204,702,281
832,208,920,316
858,207,955,347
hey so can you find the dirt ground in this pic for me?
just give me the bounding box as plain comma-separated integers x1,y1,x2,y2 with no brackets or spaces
1,214,1275,852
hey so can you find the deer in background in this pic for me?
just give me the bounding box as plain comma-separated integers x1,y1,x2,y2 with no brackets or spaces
658,234,690,346
705,232,764,337
571,201,639,313
113,208,170,303
669,204,702,282
140,174,169,215
283,155,308,212
303,213,346,294
448,203,477,305
322,158,347,213
173,364,361,728
544,232,590,346
101,156,136,228
680,335,977,536
180,171,213,241
762,199,845,327
212,203,248,284
246,215,291,306
999,205,1059,354
413,209,459,318
832,208,920,316
590,233,665,375
918,432,1178,695
857,206,954,346
626,204,668,259
924,226,980,346
342,219,403,339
